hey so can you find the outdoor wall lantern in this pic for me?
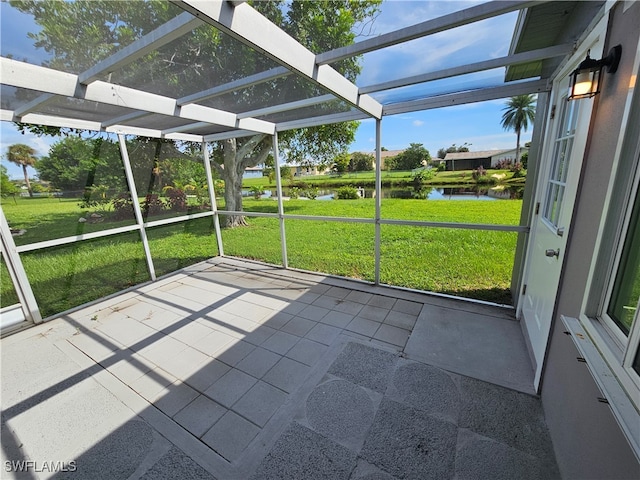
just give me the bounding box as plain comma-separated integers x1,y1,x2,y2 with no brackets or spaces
568,45,622,100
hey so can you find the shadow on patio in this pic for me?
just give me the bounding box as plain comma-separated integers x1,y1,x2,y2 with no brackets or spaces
1,258,559,479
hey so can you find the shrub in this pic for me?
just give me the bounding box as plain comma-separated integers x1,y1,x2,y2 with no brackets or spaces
510,162,525,178
141,194,165,217
412,168,434,186
412,187,432,199
494,159,512,170
472,166,493,184
213,179,225,197
249,185,264,199
79,184,111,211
111,192,135,220
304,187,318,200
336,186,360,199
165,187,187,212
289,187,300,199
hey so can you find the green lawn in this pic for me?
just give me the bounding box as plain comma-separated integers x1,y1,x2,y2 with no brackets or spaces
1,194,523,317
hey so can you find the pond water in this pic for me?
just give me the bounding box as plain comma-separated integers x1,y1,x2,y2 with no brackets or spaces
243,185,523,201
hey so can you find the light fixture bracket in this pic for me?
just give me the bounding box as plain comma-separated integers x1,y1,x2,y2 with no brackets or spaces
602,44,622,74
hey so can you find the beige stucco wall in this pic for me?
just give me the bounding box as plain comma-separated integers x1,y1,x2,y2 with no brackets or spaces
540,2,640,478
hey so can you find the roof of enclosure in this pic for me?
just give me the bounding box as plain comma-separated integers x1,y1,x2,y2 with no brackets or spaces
0,0,604,143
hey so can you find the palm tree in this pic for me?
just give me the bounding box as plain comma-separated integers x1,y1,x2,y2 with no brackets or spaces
501,94,536,163
7,144,38,197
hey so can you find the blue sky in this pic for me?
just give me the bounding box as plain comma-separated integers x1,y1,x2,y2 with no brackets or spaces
0,1,531,179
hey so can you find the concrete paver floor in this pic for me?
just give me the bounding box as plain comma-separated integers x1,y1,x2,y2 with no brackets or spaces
1,258,559,479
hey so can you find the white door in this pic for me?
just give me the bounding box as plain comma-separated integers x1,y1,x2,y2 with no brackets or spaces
520,32,604,388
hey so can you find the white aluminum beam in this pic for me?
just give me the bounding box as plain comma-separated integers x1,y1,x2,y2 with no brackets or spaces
1,109,201,141
163,121,210,134
202,142,224,257
204,129,262,142
177,66,290,105
383,79,550,116
117,133,156,281
276,110,369,131
237,94,336,119
177,1,383,119
106,124,202,142
79,12,203,84
374,118,382,285
360,44,573,94
0,209,42,324
102,111,152,128
0,110,12,122
11,13,203,118
13,94,57,117
164,132,204,142
1,58,77,96
105,124,163,138
108,40,569,131
273,131,288,268
174,93,340,135
20,113,103,132
316,0,547,65
2,58,275,135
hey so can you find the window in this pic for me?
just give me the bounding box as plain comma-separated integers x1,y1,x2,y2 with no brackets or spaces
542,96,580,227
591,121,640,391
607,185,640,338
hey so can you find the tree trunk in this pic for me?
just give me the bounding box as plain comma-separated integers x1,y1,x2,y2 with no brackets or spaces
515,127,521,163
22,165,32,197
210,135,272,229
221,165,247,228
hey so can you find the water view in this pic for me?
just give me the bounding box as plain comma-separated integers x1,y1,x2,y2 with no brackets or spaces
246,185,524,201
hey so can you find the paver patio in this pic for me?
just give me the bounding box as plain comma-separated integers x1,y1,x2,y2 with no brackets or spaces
1,258,559,479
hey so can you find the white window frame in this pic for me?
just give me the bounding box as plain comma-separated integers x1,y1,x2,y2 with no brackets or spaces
600,168,640,354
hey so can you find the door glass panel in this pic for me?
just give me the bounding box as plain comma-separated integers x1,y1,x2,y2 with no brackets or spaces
608,186,640,336
542,98,580,226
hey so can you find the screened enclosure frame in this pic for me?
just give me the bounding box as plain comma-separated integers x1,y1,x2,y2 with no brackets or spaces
1,0,596,325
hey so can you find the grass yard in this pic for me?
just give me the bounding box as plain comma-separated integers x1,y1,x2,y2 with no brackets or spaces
1,195,523,317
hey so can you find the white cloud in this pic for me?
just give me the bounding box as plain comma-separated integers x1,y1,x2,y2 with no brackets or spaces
413,120,425,127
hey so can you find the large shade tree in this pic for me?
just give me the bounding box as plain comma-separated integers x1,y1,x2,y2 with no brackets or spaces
501,94,536,163
6,144,38,197
11,0,381,226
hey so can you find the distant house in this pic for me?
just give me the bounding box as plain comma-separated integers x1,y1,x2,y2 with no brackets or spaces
288,164,327,177
443,148,528,171
244,166,264,179
352,150,404,170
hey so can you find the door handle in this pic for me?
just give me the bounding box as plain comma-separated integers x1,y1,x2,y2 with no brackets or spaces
545,248,560,258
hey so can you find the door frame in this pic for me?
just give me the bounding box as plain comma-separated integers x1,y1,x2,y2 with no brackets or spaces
517,18,608,387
